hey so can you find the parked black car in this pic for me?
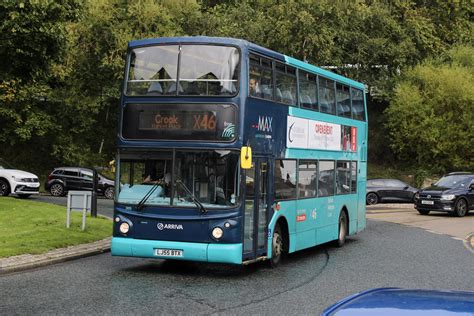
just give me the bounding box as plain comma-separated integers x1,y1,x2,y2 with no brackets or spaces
366,179,418,205
45,167,115,199
415,172,474,217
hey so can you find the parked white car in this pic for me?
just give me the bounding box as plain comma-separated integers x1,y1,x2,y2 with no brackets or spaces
0,158,40,198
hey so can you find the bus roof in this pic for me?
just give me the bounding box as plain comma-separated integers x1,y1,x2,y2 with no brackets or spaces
128,36,365,89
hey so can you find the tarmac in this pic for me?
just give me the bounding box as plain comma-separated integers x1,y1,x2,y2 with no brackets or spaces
0,237,111,275
2,203,471,275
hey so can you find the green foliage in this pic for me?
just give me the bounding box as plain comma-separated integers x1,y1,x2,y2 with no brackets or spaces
0,0,472,175
0,0,81,81
414,169,429,189
385,46,474,172
0,0,83,173
199,0,472,101
0,197,111,257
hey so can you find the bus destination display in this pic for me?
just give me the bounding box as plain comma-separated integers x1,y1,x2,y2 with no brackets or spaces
139,111,217,131
122,103,236,141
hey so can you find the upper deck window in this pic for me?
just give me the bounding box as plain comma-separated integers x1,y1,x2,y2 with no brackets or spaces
319,77,336,115
126,45,240,97
249,54,273,100
275,63,297,106
351,88,366,121
299,70,318,110
336,83,351,118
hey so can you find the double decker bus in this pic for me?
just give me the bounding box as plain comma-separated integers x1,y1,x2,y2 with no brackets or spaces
112,37,367,266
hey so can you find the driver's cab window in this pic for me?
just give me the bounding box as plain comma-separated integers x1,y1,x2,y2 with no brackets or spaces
118,158,172,206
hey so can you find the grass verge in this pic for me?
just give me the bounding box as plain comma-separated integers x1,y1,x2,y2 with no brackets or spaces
0,197,111,258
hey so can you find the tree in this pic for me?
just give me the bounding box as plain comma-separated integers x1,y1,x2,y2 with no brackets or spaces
0,0,81,172
385,46,474,172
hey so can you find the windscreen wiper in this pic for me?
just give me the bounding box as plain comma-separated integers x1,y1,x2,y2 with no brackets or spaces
136,182,161,210
176,179,207,214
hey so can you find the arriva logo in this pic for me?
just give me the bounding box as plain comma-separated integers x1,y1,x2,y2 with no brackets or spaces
258,116,273,132
157,223,184,230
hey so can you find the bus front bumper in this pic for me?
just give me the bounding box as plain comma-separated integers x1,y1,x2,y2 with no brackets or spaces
111,237,243,265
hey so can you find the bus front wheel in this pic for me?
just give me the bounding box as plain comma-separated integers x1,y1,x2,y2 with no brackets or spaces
270,224,284,268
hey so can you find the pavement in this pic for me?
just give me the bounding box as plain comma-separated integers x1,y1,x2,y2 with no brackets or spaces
367,203,474,240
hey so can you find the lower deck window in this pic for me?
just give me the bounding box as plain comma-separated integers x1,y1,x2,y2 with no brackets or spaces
298,160,317,198
336,161,351,194
318,160,335,196
274,160,297,200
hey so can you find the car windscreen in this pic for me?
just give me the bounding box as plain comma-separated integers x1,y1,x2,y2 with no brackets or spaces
434,175,474,189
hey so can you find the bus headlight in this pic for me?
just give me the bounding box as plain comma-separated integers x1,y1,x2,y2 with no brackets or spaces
212,227,223,240
119,222,130,234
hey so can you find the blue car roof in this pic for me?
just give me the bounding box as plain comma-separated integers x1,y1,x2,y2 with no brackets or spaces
322,288,474,316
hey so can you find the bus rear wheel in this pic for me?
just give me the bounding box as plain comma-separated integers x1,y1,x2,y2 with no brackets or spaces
333,211,348,248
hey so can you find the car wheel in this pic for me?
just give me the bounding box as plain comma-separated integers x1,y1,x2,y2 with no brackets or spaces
17,194,31,199
366,192,379,205
270,224,285,268
104,186,114,200
0,179,10,196
454,199,467,217
333,211,348,247
418,210,430,215
49,183,65,197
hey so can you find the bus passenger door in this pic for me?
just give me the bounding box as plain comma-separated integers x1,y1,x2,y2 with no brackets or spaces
243,158,270,261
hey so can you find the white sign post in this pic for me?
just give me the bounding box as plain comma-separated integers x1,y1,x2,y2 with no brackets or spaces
66,191,92,231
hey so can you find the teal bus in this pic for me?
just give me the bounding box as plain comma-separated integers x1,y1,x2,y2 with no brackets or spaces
111,37,367,266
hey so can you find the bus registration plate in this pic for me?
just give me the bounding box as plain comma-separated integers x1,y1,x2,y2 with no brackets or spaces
155,249,183,257
421,200,434,205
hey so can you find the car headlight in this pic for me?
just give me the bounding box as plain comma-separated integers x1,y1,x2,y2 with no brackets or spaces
441,194,456,201
212,227,223,240
12,176,28,182
119,222,130,234
414,192,419,200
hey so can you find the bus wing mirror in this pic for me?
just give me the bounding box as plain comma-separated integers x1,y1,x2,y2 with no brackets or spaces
240,146,252,169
